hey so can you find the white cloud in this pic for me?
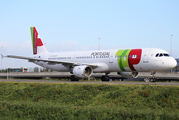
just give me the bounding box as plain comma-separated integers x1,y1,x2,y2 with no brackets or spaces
46,41,78,52
0,41,32,55
60,41,78,51
80,44,98,51
0,42,8,49
107,45,121,49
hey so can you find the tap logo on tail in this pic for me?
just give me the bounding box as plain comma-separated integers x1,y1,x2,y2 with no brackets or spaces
30,27,43,55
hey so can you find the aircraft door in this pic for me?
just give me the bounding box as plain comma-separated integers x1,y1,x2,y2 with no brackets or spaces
143,50,151,63
73,54,77,62
109,52,113,63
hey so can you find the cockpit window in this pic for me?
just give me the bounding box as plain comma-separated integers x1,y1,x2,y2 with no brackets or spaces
155,53,170,57
155,53,159,57
163,53,169,57
159,53,163,57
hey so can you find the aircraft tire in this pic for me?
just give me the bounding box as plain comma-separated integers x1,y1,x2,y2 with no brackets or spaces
71,75,75,81
101,76,105,81
101,75,110,82
71,75,79,81
106,76,110,81
150,78,156,82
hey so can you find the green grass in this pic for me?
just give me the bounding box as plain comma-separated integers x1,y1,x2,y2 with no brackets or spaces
0,82,179,119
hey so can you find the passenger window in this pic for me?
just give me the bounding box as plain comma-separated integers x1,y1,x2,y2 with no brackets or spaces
155,53,159,57
159,53,163,57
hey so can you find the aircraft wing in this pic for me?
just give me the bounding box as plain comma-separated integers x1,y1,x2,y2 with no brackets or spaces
4,55,98,68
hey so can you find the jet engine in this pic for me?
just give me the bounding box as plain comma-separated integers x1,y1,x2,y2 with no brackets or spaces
72,66,93,78
117,72,139,79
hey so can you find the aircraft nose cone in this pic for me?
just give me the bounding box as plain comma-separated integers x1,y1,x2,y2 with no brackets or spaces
170,58,177,68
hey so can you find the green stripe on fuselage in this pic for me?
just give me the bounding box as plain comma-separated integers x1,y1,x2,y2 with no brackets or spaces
115,49,132,71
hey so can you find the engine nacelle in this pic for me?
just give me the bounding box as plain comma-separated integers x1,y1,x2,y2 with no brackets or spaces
73,66,93,78
117,72,139,79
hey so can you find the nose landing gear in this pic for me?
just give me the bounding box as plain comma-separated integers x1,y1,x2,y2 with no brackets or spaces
149,71,156,82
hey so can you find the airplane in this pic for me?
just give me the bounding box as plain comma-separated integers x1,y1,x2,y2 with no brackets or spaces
4,27,177,82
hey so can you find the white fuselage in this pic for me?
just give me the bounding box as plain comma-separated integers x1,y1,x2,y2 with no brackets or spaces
33,48,177,73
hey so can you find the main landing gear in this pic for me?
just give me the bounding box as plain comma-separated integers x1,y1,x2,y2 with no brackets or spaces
101,73,110,82
71,75,79,81
149,71,156,82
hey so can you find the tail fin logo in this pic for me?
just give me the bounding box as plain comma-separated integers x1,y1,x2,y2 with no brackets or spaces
30,27,43,55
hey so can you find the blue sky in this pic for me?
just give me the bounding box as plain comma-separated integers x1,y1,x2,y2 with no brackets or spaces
0,0,179,69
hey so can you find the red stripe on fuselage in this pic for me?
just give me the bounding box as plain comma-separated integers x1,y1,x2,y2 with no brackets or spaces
128,49,142,71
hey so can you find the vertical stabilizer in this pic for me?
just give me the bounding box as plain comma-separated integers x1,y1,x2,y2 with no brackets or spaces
30,27,48,55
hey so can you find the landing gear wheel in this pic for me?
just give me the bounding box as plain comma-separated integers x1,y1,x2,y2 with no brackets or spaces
101,75,110,82
149,78,156,82
149,71,156,82
71,75,79,81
